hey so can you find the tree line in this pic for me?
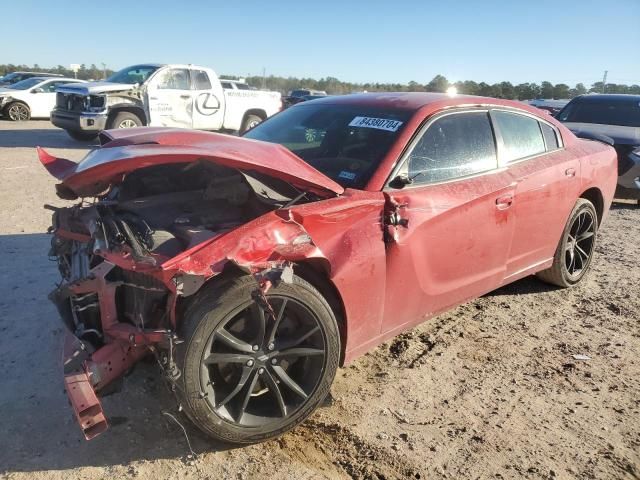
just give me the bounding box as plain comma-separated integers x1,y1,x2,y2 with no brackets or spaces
2,64,638,99
240,74,640,99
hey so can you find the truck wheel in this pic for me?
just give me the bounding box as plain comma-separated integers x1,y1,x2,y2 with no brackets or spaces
110,111,143,129
65,130,98,141
240,114,263,133
5,102,30,121
175,274,340,444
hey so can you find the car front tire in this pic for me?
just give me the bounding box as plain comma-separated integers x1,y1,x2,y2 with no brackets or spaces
110,111,143,129
536,198,598,288
175,274,340,445
5,102,30,121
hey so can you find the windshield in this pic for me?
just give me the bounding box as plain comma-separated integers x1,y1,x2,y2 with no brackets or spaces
106,65,160,85
290,90,310,98
0,72,20,83
557,98,640,127
7,78,43,90
244,103,411,189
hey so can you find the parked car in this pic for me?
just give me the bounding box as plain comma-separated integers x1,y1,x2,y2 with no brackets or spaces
556,94,640,200
0,77,85,121
0,71,62,87
50,64,282,141
39,93,616,444
528,98,569,115
283,88,328,108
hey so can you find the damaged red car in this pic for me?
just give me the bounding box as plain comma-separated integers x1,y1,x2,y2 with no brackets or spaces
41,93,617,444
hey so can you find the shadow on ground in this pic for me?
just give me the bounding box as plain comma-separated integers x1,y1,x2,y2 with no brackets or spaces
0,123,95,149
0,234,234,474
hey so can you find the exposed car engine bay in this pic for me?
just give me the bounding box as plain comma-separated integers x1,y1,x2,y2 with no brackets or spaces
49,160,306,347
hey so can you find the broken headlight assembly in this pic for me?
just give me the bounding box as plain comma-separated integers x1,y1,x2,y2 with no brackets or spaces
84,94,106,112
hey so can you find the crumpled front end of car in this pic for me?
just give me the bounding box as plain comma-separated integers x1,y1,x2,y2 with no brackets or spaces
39,129,336,439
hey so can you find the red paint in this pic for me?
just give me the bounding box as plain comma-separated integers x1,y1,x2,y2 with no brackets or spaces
42,93,618,439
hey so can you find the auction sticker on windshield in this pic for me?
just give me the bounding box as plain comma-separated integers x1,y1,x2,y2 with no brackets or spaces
349,116,403,132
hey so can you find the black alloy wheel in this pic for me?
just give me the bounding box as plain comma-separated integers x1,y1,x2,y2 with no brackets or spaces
537,198,598,287
176,275,340,444
564,208,596,279
200,295,326,426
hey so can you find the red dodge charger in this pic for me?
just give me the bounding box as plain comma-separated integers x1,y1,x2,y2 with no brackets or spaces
39,92,617,444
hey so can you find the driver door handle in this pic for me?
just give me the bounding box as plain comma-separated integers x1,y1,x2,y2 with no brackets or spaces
180,94,192,99
496,194,514,210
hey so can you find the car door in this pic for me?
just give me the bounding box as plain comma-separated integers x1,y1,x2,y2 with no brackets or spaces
190,68,224,130
28,79,59,117
382,109,517,334
146,68,193,128
32,80,76,118
490,109,581,281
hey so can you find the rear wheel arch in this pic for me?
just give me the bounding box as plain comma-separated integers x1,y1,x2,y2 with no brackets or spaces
580,187,604,226
243,108,267,122
240,109,267,133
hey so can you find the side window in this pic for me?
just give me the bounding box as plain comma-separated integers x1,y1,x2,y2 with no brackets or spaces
221,81,233,89
406,111,497,184
192,70,212,90
43,81,72,92
540,122,559,151
156,68,190,90
493,111,546,162
40,82,57,93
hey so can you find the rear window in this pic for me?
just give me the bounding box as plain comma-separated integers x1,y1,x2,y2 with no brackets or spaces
192,70,212,90
557,98,640,127
540,123,559,151
493,111,546,162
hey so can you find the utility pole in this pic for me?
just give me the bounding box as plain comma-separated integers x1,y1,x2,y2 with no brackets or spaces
262,67,266,90
602,70,608,93
101,63,107,80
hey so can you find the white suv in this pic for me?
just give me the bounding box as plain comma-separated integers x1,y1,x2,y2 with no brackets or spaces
0,77,85,121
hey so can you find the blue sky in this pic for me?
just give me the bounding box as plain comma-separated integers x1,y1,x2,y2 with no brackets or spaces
4,0,639,86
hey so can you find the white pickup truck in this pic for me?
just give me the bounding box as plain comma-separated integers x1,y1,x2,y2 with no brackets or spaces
51,64,282,140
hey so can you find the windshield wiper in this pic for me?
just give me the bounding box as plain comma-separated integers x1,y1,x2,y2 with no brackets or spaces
282,191,309,208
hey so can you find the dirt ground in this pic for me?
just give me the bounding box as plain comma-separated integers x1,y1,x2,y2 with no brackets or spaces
0,120,638,480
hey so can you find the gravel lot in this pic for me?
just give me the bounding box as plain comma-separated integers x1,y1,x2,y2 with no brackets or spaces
0,120,638,480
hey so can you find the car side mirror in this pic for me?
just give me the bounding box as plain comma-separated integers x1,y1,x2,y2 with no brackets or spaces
388,173,413,189
32,88,44,93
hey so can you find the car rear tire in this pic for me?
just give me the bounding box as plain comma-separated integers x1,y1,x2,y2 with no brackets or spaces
175,274,340,445
65,130,98,141
110,111,143,129
240,114,263,133
536,198,598,288
5,102,30,121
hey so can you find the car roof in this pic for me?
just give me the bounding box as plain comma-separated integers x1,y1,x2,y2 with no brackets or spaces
5,71,62,76
572,94,640,103
29,76,81,82
296,92,514,111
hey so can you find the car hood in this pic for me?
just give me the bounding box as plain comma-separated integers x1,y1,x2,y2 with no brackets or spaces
56,81,135,95
37,128,344,198
564,122,640,146
0,87,16,95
